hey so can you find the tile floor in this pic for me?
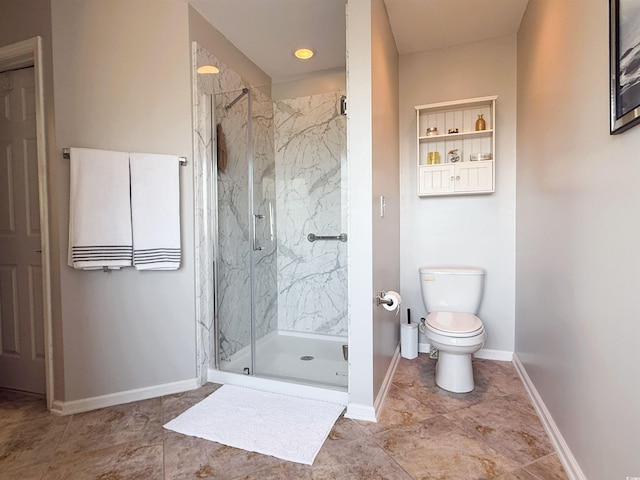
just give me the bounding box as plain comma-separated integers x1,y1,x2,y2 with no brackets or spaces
0,355,569,479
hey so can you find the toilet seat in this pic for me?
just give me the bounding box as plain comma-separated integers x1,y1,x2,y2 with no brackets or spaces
426,312,483,338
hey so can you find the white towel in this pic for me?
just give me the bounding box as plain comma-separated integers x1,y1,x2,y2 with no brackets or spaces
68,148,133,269
129,153,181,270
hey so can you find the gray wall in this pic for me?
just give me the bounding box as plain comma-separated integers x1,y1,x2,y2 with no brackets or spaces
399,35,517,354
517,1,640,477
345,0,400,418
371,0,400,399
51,0,196,401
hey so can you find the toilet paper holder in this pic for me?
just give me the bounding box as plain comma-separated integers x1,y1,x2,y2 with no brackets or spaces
376,291,395,307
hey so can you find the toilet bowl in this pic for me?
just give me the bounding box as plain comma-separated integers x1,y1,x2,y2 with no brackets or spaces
419,266,487,393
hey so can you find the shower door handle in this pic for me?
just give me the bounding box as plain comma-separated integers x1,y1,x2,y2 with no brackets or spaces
252,214,264,251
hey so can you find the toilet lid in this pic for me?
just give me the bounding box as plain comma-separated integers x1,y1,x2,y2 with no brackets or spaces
426,312,483,336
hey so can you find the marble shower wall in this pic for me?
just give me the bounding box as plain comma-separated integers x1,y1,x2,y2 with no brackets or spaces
193,44,215,383
193,44,277,368
274,92,348,336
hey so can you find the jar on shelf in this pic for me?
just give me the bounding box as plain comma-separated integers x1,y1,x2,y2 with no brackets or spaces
448,149,460,163
475,114,486,131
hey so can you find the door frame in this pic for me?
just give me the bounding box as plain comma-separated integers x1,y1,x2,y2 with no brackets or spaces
0,37,54,409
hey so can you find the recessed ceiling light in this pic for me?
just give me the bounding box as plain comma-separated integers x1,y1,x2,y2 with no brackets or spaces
294,48,315,60
197,65,220,74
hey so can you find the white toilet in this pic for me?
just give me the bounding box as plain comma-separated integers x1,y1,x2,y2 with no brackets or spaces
419,266,487,393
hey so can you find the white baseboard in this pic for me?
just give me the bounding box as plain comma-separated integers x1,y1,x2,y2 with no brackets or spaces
475,348,513,361
344,402,377,422
418,342,513,362
512,354,586,480
373,344,401,418
50,378,199,416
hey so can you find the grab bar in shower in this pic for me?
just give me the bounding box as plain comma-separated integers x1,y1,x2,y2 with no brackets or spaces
307,233,347,243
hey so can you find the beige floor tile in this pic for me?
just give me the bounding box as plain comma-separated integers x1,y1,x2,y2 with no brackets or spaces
391,434,518,479
325,415,368,445
280,435,413,480
163,431,281,480
392,355,508,414
0,413,70,473
0,358,565,480
523,453,569,480
353,383,439,435
229,464,289,480
1,461,49,480
0,389,50,429
444,395,554,465
55,397,164,456
462,358,521,397
43,443,163,480
496,468,540,479
374,415,518,479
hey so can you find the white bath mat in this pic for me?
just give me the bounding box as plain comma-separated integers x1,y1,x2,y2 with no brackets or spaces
163,385,345,465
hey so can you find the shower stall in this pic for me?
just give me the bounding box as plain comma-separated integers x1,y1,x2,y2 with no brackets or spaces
193,44,348,401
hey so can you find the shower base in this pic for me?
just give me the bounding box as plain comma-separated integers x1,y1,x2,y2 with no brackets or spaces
210,331,348,404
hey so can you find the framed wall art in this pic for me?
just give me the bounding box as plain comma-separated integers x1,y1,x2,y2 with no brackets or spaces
610,0,640,134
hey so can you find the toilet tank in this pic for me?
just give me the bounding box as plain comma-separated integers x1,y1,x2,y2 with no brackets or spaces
419,266,484,313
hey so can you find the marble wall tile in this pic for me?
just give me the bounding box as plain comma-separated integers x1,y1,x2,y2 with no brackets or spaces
274,92,347,335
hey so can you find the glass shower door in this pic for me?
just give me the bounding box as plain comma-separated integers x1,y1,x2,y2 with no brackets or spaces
215,87,253,375
214,86,278,376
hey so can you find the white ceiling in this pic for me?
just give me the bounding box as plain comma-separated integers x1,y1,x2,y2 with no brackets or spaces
384,0,529,54
189,0,528,84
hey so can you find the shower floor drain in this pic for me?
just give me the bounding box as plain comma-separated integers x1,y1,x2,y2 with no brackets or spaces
300,355,314,361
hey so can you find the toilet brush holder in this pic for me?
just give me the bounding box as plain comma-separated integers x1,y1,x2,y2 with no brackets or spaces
400,322,418,359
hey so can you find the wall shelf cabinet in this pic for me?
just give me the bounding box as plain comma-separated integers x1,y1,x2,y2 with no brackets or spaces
416,96,497,196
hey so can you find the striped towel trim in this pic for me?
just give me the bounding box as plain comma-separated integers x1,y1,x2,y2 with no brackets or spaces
133,248,181,265
72,245,133,263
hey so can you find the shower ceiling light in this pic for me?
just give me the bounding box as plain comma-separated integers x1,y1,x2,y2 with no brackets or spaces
197,65,220,74
294,48,315,60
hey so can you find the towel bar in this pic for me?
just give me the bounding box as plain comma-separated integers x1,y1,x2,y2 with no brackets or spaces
62,147,187,166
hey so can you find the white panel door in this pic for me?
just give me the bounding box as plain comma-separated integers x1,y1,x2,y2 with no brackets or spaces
418,164,455,195
455,160,494,193
0,67,45,394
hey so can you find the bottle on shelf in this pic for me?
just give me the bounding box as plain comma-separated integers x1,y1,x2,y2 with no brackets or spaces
475,114,486,131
